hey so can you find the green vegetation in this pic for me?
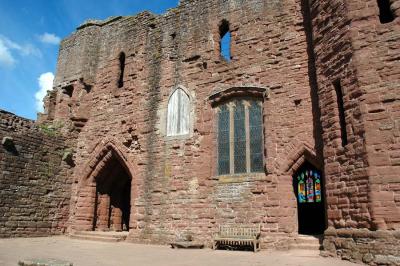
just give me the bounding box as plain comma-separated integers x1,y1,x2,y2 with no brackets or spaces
38,121,64,137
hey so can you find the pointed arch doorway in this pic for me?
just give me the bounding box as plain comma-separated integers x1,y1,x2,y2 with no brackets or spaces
92,154,131,232
75,143,134,233
293,162,326,235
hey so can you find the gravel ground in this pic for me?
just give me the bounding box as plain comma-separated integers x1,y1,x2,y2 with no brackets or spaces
0,236,361,266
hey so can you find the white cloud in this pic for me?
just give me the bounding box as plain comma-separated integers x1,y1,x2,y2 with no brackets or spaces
38,33,61,45
0,35,42,67
1,35,41,57
20,43,42,57
0,39,16,67
35,72,54,113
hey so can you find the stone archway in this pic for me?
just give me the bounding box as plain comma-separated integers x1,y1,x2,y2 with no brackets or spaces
292,161,326,235
73,140,135,232
92,154,131,232
283,144,326,235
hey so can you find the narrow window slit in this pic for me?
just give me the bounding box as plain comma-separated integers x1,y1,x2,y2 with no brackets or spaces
219,20,231,61
334,80,348,147
118,52,126,88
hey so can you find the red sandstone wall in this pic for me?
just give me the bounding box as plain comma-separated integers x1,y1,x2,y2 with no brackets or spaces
310,0,400,263
346,0,400,231
311,0,400,232
0,110,72,237
46,0,322,248
310,0,372,230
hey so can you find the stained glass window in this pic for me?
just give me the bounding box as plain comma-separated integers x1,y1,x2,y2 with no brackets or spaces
315,172,321,203
306,171,315,203
298,173,306,203
217,99,263,175
296,167,322,204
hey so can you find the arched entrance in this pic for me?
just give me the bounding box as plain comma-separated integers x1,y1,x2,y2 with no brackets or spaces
293,162,326,235
92,154,131,232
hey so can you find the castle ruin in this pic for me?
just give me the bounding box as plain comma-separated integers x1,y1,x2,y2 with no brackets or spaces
1,0,399,264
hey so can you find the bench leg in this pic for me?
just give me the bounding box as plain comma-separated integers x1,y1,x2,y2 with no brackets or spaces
253,240,260,252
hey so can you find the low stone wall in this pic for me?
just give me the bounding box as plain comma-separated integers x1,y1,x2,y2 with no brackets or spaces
0,110,72,238
322,228,400,265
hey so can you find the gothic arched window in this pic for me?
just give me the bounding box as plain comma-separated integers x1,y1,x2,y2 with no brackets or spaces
167,88,190,136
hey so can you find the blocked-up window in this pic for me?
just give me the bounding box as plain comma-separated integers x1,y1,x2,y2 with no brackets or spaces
167,88,190,136
217,100,263,175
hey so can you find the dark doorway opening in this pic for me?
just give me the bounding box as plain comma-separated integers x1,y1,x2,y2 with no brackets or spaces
92,154,131,232
293,162,326,235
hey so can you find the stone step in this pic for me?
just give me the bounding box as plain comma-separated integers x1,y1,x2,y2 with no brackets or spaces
290,235,323,251
73,230,129,238
70,231,128,243
291,243,322,250
70,234,123,243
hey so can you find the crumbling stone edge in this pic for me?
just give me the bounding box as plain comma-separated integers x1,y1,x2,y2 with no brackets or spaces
322,228,400,265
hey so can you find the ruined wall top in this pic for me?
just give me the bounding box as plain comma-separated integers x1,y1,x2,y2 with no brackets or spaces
0,110,35,132
53,0,277,88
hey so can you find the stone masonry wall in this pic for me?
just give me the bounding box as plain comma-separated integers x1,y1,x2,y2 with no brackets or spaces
310,0,400,264
348,0,400,232
45,0,323,249
310,0,371,231
0,110,72,237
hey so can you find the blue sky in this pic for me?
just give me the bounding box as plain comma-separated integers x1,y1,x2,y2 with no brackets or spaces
0,0,179,120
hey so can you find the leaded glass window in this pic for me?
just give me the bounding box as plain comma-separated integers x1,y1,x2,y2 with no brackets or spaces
167,88,190,136
218,105,230,175
234,101,246,173
217,99,264,175
249,101,263,172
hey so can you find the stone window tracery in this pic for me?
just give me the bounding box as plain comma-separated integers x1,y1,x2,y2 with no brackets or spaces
167,88,190,136
217,99,263,175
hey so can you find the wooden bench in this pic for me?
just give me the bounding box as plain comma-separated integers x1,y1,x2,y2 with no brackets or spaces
213,224,261,252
